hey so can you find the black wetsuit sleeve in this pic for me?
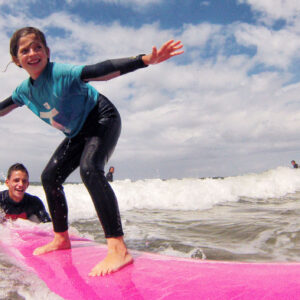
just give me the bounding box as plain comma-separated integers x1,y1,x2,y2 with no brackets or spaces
106,172,113,182
36,208,52,223
0,191,6,223
31,196,51,223
0,96,17,116
81,55,148,82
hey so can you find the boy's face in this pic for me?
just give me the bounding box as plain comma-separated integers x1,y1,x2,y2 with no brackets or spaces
5,170,29,203
13,33,50,80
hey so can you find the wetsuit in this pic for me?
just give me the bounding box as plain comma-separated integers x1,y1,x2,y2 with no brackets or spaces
0,55,147,237
0,190,51,222
106,171,113,182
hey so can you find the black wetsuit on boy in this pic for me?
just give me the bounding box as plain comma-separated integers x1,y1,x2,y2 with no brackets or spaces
0,190,51,222
106,171,114,182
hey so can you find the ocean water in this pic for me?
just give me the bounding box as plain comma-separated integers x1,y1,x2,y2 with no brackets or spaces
1,166,300,299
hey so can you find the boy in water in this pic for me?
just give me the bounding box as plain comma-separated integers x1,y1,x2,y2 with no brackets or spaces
0,27,183,276
291,160,298,169
0,163,51,223
106,166,115,182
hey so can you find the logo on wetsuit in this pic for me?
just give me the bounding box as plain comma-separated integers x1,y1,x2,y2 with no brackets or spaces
40,102,71,133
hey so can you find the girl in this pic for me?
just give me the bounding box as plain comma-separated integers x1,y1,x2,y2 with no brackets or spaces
0,27,183,276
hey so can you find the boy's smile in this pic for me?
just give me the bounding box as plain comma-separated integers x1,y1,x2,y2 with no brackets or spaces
13,33,50,80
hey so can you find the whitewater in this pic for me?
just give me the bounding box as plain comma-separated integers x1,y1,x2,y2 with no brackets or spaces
1,166,300,299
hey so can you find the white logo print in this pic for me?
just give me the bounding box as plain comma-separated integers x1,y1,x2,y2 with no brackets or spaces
40,107,66,131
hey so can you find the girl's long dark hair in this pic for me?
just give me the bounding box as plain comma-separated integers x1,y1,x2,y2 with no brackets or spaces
10,27,48,58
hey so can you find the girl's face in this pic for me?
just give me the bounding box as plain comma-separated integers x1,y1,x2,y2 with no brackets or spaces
13,33,50,80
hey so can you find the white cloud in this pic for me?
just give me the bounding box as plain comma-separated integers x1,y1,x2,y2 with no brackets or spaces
0,0,38,12
239,0,300,24
234,23,300,69
181,23,222,48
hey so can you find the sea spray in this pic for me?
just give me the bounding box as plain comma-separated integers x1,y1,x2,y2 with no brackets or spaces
1,166,300,221
114,167,300,211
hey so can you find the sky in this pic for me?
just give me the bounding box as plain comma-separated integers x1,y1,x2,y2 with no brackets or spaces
1,0,300,181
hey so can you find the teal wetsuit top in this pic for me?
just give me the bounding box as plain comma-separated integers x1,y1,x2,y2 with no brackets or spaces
12,62,99,138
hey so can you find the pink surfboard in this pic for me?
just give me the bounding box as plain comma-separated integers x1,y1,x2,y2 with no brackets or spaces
2,224,300,299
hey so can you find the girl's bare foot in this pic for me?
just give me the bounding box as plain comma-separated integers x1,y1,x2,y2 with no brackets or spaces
89,236,133,276
33,231,71,255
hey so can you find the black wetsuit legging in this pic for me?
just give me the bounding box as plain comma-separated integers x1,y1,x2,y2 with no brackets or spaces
41,94,123,237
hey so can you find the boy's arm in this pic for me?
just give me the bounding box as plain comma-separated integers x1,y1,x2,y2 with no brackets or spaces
36,208,51,223
81,55,148,82
31,196,52,223
0,97,18,116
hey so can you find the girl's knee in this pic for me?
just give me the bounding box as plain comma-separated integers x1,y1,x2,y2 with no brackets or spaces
80,160,107,186
41,165,62,189
41,168,52,187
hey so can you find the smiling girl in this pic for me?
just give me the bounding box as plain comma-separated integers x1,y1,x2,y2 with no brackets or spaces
0,27,183,276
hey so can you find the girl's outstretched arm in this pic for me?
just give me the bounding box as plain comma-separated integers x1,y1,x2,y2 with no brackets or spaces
81,56,148,82
0,97,18,116
81,40,183,82
142,40,184,65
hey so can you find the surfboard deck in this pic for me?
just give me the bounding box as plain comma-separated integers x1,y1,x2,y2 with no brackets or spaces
1,223,300,300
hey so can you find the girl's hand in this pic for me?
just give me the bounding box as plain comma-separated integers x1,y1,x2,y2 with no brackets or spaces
142,40,184,65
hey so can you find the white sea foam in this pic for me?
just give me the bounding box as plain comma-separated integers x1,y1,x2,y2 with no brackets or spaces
1,166,300,222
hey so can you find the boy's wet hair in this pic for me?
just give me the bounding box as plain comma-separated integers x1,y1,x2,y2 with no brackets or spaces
7,163,29,179
10,27,48,58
